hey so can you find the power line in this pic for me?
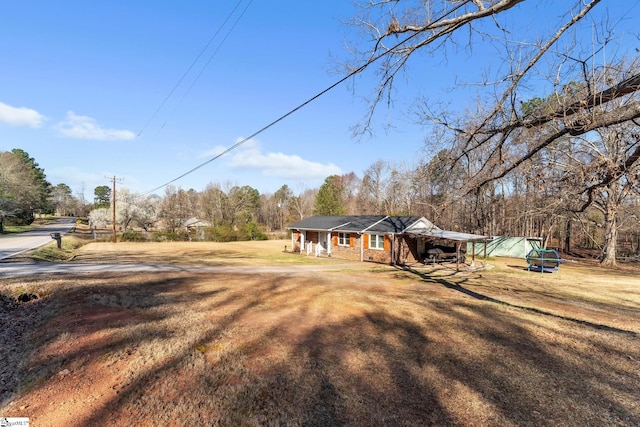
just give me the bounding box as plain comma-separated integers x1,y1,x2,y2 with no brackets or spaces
143,1,470,195
137,0,250,137
159,0,254,130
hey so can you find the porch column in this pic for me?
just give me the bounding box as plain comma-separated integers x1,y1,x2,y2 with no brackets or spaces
300,231,305,254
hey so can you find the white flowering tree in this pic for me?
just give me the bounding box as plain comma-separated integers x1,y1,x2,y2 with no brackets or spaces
88,187,159,232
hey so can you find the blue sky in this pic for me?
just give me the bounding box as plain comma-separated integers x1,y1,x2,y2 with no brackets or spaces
1,1,637,200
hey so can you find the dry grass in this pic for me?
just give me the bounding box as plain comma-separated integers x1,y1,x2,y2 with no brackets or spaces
73,240,328,265
1,242,639,426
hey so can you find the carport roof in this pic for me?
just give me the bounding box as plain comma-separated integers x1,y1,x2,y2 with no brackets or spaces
406,228,487,242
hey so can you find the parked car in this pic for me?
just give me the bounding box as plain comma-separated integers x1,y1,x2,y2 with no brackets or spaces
425,245,466,264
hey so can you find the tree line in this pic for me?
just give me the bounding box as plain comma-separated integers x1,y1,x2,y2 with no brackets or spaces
2,145,639,262
88,183,314,242
83,152,639,265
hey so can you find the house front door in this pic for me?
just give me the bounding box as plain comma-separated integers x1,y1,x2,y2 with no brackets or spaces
318,232,330,255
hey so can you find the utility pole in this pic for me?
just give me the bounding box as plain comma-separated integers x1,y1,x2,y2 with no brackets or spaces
112,176,116,243
107,176,123,243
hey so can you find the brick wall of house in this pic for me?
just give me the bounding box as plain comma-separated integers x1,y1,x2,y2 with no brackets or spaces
394,235,420,264
330,232,361,261
362,247,390,263
294,230,421,265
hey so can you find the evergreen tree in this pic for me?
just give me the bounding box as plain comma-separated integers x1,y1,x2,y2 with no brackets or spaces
94,185,111,208
314,175,345,215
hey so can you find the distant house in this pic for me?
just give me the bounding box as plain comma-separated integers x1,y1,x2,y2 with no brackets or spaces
182,217,212,241
286,215,486,266
182,217,211,229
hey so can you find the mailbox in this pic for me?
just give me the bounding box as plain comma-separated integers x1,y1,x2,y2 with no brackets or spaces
50,232,62,249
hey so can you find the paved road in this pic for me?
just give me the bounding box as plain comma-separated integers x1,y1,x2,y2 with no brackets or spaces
0,218,78,260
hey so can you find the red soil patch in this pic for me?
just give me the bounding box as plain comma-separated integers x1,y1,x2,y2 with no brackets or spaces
5,297,149,426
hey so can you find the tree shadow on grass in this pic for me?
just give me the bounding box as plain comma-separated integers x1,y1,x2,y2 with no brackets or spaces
0,273,225,408
398,265,638,337
2,269,639,426
214,286,640,426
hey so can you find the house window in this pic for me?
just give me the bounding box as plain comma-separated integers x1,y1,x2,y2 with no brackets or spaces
369,234,384,250
338,232,350,246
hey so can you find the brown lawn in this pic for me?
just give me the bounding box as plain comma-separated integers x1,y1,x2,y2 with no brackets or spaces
1,240,639,426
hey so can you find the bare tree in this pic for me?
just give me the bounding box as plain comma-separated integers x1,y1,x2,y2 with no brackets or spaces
557,122,640,265
346,0,596,135
346,0,635,165
382,163,413,215
344,173,362,215
289,188,317,221
357,160,388,213
199,183,227,225
273,184,293,230
347,1,640,262
159,185,196,233
50,183,76,216
74,184,89,217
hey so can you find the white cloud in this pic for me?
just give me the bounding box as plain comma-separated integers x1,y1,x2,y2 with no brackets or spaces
224,139,342,180
0,101,45,127
55,111,135,141
199,145,229,158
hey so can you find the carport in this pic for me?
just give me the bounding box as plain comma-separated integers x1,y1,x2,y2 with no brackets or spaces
405,228,487,270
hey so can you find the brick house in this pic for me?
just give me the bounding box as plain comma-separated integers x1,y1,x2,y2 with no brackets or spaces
287,215,486,265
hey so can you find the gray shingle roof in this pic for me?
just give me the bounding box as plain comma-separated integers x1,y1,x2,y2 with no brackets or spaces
287,216,385,232
287,215,425,234
365,216,424,233
287,215,487,241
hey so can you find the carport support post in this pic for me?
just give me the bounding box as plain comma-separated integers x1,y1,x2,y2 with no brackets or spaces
456,241,461,271
470,241,475,267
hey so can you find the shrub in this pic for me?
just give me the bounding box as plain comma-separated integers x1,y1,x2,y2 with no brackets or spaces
201,221,268,242
120,231,147,242
239,221,267,241
152,230,189,242
204,224,237,242
5,210,34,226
